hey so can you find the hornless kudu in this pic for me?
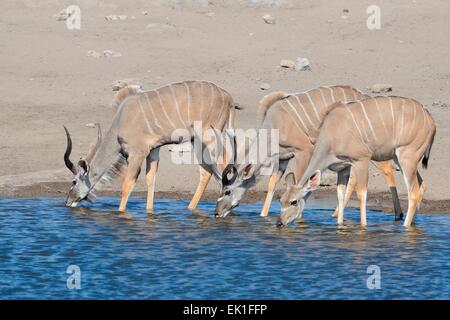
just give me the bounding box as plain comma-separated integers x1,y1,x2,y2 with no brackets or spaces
63,80,239,211
278,96,436,227
215,86,403,219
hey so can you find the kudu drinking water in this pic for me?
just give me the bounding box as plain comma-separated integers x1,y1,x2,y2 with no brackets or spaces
63,80,239,211
278,96,436,227
215,85,403,219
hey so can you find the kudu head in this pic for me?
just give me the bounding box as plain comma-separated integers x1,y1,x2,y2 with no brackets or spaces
215,162,257,218
278,170,321,226
63,125,102,207
194,125,257,218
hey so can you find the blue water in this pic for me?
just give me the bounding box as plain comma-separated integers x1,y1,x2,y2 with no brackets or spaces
0,197,449,299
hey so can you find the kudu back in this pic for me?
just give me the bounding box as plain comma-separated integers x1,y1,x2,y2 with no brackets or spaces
63,80,239,211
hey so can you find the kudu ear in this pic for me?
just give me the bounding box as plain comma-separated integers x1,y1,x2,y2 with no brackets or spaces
305,170,321,192
242,164,256,180
78,159,90,174
222,164,238,185
285,172,296,186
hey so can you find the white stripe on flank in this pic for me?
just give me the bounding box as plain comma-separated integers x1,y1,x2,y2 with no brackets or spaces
389,97,395,140
294,95,316,129
346,108,372,153
374,98,388,135
205,82,215,122
183,82,191,124
319,87,328,106
399,99,405,140
329,87,336,102
281,99,308,132
170,84,186,128
358,101,378,142
156,90,177,129
137,96,155,135
340,87,347,102
285,99,308,132
199,82,205,119
215,89,226,126
305,92,321,122
409,100,417,137
144,93,164,132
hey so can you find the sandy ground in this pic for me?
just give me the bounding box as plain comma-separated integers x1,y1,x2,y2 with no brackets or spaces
0,1,449,211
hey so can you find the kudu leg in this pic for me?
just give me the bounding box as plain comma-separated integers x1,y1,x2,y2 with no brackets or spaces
416,172,426,209
353,160,370,226
260,160,289,217
332,169,356,218
145,148,160,212
188,126,227,210
397,156,421,227
336,167,351,225
377,160,403,220
119,153,145,212
188,166,213,210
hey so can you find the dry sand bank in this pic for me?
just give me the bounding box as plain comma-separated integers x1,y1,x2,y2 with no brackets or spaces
0,1,449,211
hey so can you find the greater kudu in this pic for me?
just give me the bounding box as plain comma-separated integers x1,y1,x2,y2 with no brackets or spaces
278,96,436,227
63,80,239,211
215,86,403,219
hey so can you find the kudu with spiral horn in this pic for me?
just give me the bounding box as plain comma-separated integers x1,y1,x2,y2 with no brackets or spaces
63,80,239,211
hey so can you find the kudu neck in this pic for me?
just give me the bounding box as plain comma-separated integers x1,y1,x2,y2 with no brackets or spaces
87,118,123,185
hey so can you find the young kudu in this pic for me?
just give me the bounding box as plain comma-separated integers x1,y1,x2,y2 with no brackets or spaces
63,80,239,211
215,86,403,220
278,96,436,227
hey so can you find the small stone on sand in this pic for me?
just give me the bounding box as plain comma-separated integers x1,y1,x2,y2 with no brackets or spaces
369,84,393,93
260,83,271,91
263,14,276,24
280,59,295,68
294,57,311,71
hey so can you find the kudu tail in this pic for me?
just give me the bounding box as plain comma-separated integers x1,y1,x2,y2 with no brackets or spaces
226,101,242,130
112,84,144,113
422,127,436,169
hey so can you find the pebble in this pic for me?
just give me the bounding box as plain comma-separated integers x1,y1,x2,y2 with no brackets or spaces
103,50,122,58
112,80,143,91
341,9,350,19
85,123,96,128
112,80,129,91
260,83,271,91
280,59,296,68
432,101,448,108
55,9,70,21
263,14,276,24
105,15,127,21
86,50,101,58
368,84,393,93
294,57,311,71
